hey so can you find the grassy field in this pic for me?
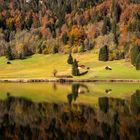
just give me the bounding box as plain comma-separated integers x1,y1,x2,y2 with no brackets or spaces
0,50,139,79
0,83,139,105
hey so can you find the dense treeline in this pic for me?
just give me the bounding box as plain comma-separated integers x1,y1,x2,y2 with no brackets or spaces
0,0,140,65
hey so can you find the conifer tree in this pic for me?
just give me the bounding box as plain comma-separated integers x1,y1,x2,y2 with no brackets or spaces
135,54,140,70
114,3,121,23
131,45,140,66
102,17,111,35
6,46,13,60
67,54,73,64
72,59,79,76
99,45,109,61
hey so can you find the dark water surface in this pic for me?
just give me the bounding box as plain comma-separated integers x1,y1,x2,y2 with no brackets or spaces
0,83,140,140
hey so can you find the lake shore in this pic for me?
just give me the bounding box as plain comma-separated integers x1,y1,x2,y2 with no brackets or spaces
0,78,140,83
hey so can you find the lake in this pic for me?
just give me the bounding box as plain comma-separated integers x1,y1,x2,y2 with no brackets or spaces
0,83,140,140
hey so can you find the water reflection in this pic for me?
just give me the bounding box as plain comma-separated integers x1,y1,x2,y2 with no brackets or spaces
0,89,140,140
67,83,89,106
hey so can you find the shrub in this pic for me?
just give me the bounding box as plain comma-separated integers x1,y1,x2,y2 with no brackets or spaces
131,45,140,66
135,54,140,70
99,45,109,61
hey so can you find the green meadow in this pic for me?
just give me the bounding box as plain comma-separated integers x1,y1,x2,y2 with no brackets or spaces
0,50,139,80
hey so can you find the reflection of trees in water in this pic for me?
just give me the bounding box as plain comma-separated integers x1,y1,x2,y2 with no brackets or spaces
131,90,140,114
67,83,89,105
0,90,140,140
53,83,57,91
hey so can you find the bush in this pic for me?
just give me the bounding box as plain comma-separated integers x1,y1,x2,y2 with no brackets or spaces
131,45,140,66
135,54,140,70
99,45,109,61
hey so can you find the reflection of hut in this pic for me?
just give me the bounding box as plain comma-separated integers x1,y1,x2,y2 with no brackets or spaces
105,66,112,70
105,89,112,94
78,88,85,94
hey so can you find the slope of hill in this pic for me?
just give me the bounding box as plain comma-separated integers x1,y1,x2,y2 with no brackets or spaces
0,0,140,79
0,0,139,55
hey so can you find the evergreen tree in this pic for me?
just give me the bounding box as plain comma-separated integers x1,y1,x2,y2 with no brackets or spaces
99,45,109,61
6,46,13,60
112,0,121,23
102,17,111,35
4,29,11,42
26,15,33,30
128,13,140,32
131,45,140,66
72,59,79,76
111,0,115,14
136,54,140,70
112,19,118,45
112,19,117,35
67,54,73,64
114,3,121,23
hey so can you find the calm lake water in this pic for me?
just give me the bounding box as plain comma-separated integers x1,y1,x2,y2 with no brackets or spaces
0,83,140,140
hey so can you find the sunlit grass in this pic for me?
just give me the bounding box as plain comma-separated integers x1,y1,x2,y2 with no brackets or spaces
0,51,139,79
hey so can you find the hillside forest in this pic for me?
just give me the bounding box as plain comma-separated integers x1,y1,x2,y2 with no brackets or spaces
0,0,140,69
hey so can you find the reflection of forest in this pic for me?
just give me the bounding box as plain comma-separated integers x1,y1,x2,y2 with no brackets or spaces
0,90,140,140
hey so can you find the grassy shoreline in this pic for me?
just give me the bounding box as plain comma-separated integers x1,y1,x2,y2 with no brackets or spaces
0,78,140,83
